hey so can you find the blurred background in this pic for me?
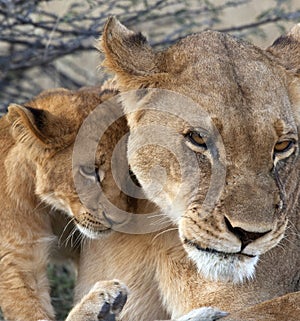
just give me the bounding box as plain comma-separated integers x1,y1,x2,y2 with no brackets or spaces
0,0,300,319
1,0,300,114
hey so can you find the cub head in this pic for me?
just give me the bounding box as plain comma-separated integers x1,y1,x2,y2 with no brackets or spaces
101,18,300,282
6,87,128,239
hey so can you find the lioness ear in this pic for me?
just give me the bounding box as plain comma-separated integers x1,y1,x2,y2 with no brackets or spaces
267,24,300,127
100,16,163,90
7,104,67,147
267,23,300,72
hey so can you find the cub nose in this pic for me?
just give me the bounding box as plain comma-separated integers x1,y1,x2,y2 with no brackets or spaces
224,217,270,250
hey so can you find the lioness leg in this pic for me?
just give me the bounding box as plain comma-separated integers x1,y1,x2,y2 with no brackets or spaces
65,280,128,321
221,291,300,321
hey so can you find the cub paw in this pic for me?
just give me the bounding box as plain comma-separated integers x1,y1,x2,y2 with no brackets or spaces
176,307,228,321
66,280,128,321
95,280,128,320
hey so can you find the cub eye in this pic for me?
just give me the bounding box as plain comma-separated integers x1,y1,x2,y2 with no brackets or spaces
274,140,295,154
187,131,207,149
79,165,101,183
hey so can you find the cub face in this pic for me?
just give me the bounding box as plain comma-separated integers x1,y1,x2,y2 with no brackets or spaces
101,18,300,282
7,88,128,239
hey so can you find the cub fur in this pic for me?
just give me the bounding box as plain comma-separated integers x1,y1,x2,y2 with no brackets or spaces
0,86,128,321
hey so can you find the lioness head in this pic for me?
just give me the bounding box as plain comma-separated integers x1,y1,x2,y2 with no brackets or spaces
6,87,128,238
101,18,300,282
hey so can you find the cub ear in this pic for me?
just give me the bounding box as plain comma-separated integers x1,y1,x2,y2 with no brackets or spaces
100,16,163,90
7,104,65,147
267,23,300,72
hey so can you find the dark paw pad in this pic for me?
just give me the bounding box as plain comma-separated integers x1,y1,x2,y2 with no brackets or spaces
112,292,128,313
97,292,128,321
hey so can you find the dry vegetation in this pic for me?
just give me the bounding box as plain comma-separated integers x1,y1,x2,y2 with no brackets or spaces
1,0,300,113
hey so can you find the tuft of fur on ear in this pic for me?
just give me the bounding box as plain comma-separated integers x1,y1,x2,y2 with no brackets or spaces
99,16,165,90
267,23,300,72
7,104,73,148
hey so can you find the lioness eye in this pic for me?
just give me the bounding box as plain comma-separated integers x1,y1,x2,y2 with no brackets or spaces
187,131,207,148
274,140,294,153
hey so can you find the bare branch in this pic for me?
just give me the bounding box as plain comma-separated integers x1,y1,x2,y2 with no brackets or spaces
1,0,299,112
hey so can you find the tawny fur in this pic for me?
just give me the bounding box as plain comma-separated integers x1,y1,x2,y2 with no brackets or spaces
72,18,300,321
0,85,129,321
2,19,300,321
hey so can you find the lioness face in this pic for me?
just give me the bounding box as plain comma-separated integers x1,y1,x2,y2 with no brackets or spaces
101,18,300,282
8,89,127,239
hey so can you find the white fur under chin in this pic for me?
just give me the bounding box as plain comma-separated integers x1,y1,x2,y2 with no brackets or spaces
186,247,259,284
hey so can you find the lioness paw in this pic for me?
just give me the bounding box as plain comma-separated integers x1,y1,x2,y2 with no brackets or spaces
66,280,128,321
176,307,228,321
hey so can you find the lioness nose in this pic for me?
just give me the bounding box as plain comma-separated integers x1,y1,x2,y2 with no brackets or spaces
225,217,270,250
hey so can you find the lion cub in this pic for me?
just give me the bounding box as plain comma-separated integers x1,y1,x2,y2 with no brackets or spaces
0,86,128,321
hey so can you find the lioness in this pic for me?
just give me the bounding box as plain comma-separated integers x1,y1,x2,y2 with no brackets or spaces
0,85,131,321
72,18,299,321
